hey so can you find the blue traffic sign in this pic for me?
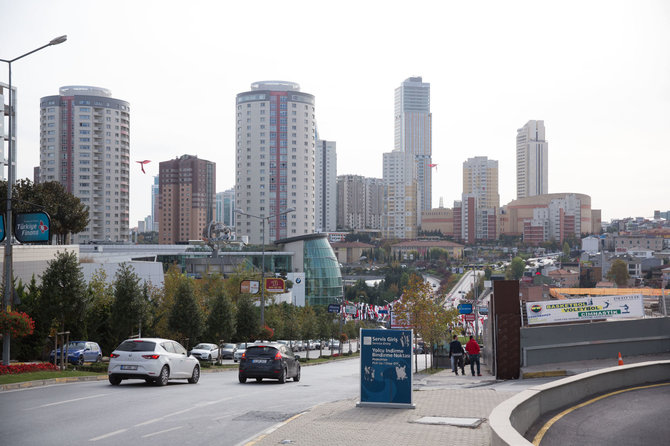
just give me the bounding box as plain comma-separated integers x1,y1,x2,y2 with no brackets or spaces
328,303,340,313
458,303,473,314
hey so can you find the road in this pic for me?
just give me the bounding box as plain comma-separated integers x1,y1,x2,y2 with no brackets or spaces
526,381,670,445
0,358,362,446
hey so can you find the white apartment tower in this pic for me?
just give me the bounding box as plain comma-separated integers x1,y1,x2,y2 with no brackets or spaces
516,120,548,199
336,175,384,231
315,139,337,232
39,86,130,243
235,81,316,245
462,156,499,242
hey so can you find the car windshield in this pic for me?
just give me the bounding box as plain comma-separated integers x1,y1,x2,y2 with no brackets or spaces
67,342,86,349
223,344,235,349
246,346,278,358
193,344,214,350
115,340,156,352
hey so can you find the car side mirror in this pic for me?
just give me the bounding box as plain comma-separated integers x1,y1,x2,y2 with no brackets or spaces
85,347,91,351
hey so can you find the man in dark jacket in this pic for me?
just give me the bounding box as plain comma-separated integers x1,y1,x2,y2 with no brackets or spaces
465,335,482,376
449,335,465,375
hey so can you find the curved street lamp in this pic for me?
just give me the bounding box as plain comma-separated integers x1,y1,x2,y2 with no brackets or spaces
1,35,67,366
235,207,295,329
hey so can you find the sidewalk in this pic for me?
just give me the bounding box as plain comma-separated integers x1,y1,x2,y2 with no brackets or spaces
247,367,513,446
245,352,670,446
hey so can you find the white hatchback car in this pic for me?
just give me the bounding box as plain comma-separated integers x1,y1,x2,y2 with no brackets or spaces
108,338,200,386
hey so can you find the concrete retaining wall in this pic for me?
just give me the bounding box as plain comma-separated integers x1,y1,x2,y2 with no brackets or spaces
490,360,670,446
521,317,670,366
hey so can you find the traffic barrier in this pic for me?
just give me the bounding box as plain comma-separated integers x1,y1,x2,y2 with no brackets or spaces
618,352,624,366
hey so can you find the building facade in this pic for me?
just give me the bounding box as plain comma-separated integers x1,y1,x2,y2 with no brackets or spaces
336,174,384,231
158,154,215,244
461,156,499,242
39,86,130,243
1,82,17,183
235,81,316,245
516,120,548,199
151,175,159,232
315,139,337,232
215,188,235,228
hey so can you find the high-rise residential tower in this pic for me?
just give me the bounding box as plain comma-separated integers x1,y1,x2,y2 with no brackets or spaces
516,120,548,199
39,86,130,243
460,156,499,242
315,139,337,232
235,81,316,245
215,188,235,227
158,154,215,244
384,76,432,238
336,175,384,231
151,175,159,232
2,83,17,183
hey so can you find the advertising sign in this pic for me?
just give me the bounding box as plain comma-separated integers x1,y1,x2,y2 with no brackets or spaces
464,314,476,322
390,311,412,328
240,280,260,294
328,304,340,313
264,278,285,293
345,304,357,314
357,328,414,408
14,212,50,243
526,294,645,325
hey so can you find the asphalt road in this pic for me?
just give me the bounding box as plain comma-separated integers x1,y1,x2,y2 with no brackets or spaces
0,357,362,446
527,381,670,446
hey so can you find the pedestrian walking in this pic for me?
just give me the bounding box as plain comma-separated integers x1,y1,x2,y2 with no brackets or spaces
465,335,482,376
449,335,465,375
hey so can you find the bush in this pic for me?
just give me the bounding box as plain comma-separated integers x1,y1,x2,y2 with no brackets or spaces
0,311,35,338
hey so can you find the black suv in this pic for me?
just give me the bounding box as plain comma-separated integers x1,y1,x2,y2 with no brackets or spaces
238,342,300,384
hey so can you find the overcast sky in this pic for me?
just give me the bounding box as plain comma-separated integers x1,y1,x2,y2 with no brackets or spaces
2,0,668,226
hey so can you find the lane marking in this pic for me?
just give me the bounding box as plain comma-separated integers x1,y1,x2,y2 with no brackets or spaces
27,393,108,410
533,382,670,445
141,426,182,438
89,428,127,441
240,411,307,446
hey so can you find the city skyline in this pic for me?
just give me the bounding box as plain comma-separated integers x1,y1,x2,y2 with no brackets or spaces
2,1,668,226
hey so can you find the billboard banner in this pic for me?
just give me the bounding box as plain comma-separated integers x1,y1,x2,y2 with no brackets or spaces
264,278,285,293
240,280,260,294
526,294,644,325
14,212,51,243
357,328,414,409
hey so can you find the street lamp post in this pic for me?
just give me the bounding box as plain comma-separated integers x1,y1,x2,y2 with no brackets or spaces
235,207,295,329
1,35,67,366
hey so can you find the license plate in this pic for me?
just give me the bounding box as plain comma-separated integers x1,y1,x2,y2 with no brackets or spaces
120,365,137,370
252,359,266,364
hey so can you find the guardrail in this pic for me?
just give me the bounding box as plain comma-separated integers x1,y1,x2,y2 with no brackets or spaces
489,360,670,446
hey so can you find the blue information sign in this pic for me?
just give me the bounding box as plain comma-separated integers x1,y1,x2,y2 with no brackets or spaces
357,328,414,408
458,303,473,314
14,212,51,243
0,214,4,243
327,303,340,313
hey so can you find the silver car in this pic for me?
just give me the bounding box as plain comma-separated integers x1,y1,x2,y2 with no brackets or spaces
189,343,221,361
108,338,200,386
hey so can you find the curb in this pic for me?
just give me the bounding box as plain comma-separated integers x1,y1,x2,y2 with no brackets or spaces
522,370,567,379
0,374,108,392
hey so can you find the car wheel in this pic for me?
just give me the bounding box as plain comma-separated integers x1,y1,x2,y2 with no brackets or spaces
256,378,262,383
188,365,200,384
207,354,212,361
109,375,122,386
239,375,247,383
77,355,84,366
278,367,287,384
156,365,169,386
234,359,238,363
294,365,301,382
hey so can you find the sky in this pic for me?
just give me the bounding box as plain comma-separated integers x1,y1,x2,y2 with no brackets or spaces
1,0,669,226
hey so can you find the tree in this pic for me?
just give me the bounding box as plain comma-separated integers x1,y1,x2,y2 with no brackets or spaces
110,264,148,346
12,277,46,361
168,279,203,349
205,290,236,344
86,268,115,355
507,257,526,280
40,251,89,337
606,259,630,287
300,306,318,359
235,296,259,342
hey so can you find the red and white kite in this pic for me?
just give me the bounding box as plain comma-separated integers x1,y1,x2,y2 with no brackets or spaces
136,160,151,174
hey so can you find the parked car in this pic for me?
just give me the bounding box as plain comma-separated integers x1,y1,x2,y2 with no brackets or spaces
189,343,220,361
50,341,102,365
330,340,341,351
107,338,200,386
238,342,300,384
220,343,237,359
234,342,255,362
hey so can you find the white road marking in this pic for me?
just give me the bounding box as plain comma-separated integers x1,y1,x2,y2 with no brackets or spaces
141,426,182,438
89,428,127,441
27,393,108,409
134,417,163,427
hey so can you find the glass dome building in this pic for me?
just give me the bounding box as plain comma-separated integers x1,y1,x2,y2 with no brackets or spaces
276,233,343,306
